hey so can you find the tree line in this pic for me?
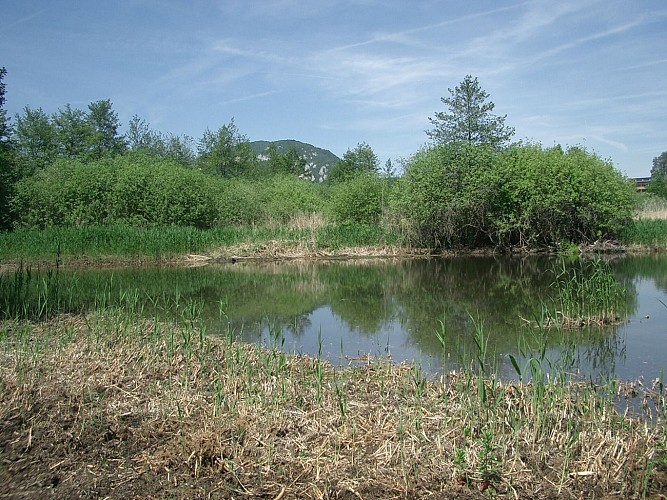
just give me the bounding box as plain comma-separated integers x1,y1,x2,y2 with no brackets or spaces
0,67,638,249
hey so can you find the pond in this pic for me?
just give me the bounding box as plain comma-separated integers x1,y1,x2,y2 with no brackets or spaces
29,253,667,384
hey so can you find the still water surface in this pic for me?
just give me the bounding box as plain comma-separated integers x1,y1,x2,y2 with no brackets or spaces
64,255,667,382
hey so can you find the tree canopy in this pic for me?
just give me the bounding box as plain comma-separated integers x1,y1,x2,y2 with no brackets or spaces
196,119,257,178
647,150,667,198
127,115,194,167
0,66,16,230
327,142,379,183
426,75,514,149
14,100,126,171
651,151,667,178
265,144,307,177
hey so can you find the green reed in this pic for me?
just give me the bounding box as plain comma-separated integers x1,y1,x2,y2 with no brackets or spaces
0,223,401,264
621,218,667,247
0,263,81,320
550,257,627,326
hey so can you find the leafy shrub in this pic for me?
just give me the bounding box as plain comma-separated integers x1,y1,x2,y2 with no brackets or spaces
215,178,265,226
390,143,499,247
391,142,635,249
261,174,325,222
494,144,635,246
12,158,116,228
328,173,385,225
12,153,221,228
111,154,219,228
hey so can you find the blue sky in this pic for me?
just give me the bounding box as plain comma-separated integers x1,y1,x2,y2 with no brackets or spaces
1,0,666,177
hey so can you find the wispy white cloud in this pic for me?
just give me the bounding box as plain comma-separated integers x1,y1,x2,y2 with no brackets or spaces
587,134,629,152
521,17,648,66
0,8,48,33
219,90,281,106
328,2,529,52
211,40,294,65
620,57,667,71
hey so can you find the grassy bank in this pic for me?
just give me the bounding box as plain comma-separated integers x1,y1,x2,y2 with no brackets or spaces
0,278,665,498
0,222,404,266
1,192,667,268
621,195,667,250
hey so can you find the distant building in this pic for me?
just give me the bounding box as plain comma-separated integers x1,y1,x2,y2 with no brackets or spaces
633,177,651,192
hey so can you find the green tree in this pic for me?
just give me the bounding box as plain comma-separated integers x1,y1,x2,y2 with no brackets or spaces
648,151,667,198
651,151,667,177
16,101,124,169
111,153,217,227
13,106,58,174
426,75,514,149
11,153,221,229
87,99,126,159
647,175,667,199
261,174,324,221
53,104,95,159
392,142,499,248
493,144,634,247
327,142,379,183
127,115,194,167
163,133,195,167
329,173,385,225
392,142,633,249
196,119,257,177
0,66,17,230
265,144,307,176
127,115,161,152
381,158,395,179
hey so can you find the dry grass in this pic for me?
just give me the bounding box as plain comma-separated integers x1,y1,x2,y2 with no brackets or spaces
286,213,327,231
634,195,667,220
0,314,665,499
208,239,416,261
636,209,667,221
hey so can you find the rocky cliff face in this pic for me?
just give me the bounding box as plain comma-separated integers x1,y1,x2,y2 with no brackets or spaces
250,140,340,182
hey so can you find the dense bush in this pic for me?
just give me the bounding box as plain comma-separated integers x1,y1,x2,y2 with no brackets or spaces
111,154,219,227
260,174,325,222
11,158,117,227
391,143,499,247
215,178,264,226
392,142,635,249
9,142,636,251
12,153,220,228
11,154,327,230
328,173,386,225
494,144,635,246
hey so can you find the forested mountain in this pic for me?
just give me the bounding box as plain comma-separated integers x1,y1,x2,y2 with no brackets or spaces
250,140,340,182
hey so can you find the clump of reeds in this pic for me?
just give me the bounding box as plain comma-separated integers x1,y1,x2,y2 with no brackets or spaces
0,305,664,498
621,218,667,249
0,262,75,321
547,258,628,328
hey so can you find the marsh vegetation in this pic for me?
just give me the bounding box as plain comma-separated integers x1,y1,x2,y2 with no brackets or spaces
1,255,667,498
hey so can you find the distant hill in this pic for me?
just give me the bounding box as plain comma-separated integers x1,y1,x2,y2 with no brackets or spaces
250,140,341,182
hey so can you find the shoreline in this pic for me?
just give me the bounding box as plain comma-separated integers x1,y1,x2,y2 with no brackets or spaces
2,239,661,273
